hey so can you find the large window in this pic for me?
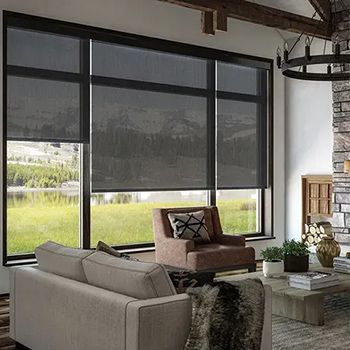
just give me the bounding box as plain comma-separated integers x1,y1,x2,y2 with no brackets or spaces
91,191,207,247
3,12,273,264
7,141,80,254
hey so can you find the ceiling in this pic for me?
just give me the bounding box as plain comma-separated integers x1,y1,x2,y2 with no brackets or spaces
251,0,319,18
157,0,334,40
248,0,324,39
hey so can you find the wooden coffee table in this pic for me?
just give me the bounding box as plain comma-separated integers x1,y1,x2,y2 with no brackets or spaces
218,264,350,326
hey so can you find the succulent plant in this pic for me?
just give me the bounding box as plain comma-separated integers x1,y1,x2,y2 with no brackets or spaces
261,246,284,262
283,239,309,257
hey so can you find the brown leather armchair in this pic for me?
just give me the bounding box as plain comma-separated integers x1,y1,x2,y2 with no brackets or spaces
153,206,256,272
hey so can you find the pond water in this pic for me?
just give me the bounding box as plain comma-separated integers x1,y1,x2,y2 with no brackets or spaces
7,190,210,208
7,190,79,208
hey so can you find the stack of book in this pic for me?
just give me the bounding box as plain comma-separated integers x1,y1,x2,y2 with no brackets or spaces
288,271,340,290
334,257,350,274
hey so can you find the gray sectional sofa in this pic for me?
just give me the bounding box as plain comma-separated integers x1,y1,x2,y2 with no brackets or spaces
10,242,272,350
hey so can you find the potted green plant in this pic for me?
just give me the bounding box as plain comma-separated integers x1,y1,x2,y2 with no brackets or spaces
283,240,310,272
261,246,284,277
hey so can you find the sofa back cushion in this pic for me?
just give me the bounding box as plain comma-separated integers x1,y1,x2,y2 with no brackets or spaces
83,251,176,299
35,241,93,282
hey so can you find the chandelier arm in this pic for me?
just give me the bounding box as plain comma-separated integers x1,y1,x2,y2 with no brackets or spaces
282,69,350,81
282,54,350,70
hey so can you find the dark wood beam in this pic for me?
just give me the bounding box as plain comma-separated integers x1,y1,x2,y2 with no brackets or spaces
157,0,332,39
201,11,215,35
308,0,331,22
214,10,228,32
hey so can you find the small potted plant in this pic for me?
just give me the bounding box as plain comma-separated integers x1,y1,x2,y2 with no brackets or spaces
283,239,310,272
261,246,284,277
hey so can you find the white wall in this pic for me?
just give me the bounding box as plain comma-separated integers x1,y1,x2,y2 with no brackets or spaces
0,0,286,293
285,38,333,241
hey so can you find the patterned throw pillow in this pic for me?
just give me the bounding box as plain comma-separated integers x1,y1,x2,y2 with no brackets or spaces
168,270,215,294
167,210,211,243
96,241,139,261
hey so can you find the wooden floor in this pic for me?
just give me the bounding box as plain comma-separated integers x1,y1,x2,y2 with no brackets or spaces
0,295,15,350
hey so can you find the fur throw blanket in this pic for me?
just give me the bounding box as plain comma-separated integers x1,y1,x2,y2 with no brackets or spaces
185,279,265,350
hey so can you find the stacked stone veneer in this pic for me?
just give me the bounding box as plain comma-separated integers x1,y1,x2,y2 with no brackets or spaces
332,7,350,244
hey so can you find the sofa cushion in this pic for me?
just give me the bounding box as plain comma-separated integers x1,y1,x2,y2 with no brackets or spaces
167,210,211,243
186,244,255,271
83,251,176,299
35,241,93,282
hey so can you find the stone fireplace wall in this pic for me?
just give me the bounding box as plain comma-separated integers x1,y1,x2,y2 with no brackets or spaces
332,6,350,244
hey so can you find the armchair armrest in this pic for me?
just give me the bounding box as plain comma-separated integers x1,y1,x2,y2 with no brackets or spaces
156,238,195,268
215,233,245,247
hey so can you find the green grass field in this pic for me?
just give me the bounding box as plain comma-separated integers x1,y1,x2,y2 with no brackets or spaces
7,199,256,254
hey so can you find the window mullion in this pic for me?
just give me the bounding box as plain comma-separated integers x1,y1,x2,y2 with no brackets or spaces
207,60,216,206
80,38,91,249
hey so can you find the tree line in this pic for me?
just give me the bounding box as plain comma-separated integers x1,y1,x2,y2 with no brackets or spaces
7,163,79,189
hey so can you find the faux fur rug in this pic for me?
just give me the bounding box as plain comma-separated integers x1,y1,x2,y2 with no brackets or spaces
185,279,265,350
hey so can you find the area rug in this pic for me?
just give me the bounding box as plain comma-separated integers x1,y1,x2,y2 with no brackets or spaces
273,295,350,350
0,295,15,350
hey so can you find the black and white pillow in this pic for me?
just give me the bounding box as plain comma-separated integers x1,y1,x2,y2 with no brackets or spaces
167,210,211,243
96,241,139,261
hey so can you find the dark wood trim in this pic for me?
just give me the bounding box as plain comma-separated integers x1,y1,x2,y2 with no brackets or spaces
201,11,215,35
308,0,331,22
214,10,228,32
157,0,332,39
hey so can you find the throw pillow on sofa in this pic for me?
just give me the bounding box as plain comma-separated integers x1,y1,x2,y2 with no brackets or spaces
167,210,211,243
96,240,139,261
168,270,215,293
96,240,122,257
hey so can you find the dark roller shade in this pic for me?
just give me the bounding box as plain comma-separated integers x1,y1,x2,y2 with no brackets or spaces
92,41,207,88
217,99,267,189
92,85,208,192
217,61,258,95
7,27,80,73
7,76,81,142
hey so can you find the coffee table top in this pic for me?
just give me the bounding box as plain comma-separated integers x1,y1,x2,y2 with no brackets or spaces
218,264,350,301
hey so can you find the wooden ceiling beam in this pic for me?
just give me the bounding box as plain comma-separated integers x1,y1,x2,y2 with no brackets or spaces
308,0,331,22
157,0,332,40
201,11,215,35
214,10,228,32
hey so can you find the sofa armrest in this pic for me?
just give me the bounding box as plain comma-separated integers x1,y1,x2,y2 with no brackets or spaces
156,238,195,268
126,293,192,350
10,267,138,350
215,233,245,246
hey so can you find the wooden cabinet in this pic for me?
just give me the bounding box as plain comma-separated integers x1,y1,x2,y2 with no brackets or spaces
301,175,332,237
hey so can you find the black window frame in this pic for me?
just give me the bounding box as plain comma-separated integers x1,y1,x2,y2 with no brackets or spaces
2,11,274,265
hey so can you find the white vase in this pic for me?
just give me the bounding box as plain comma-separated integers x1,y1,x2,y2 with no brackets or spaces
263,260,284,277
